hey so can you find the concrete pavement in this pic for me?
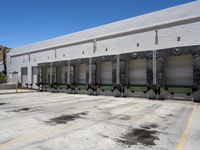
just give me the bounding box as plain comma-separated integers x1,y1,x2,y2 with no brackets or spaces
0,92,199,150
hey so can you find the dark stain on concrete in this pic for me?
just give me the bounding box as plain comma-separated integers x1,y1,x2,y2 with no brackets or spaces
0,103,7,105
11,107,43,113
98,132,109,139
13,107,31,112
160,116,166,119
101,135,109,138
118,115,131,120
141,124,159,129
115,128,159,146
46,112,87,124
168,114,176,117
0,139,12,145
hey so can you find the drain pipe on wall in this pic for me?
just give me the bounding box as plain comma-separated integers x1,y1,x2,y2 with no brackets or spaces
153,50,158,99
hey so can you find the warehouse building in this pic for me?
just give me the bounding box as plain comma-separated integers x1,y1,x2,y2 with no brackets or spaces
7,1,200,101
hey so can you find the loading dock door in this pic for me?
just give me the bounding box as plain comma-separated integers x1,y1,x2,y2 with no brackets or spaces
78,64,87,84
128,59,147,85
32,66,37,85
100,62,112,85
46,67,51,84
21,67,28,85
165,55,193,86
60,66,67,84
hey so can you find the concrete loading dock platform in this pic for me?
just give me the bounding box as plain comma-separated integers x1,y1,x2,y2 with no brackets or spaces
0,92,199,150
35,47,200,101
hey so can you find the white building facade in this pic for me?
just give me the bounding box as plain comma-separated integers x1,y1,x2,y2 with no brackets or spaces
7,1,200,101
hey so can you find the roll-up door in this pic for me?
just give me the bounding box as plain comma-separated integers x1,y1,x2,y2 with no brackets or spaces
100,62,112,85
165,55,193,86
32,66,37,85
52,67,57,83
128,59,147,85
78,64,87,84
70,66,74,84
21,67,28,85
46,67,51,84
60,66,67,84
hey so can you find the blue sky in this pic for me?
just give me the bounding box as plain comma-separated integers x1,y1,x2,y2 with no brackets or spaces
0,0,195,48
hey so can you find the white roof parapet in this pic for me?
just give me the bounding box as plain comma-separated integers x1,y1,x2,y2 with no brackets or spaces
11,1,200,56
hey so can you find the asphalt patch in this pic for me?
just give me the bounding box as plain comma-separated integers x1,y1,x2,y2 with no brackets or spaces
0,103,7,105
116,128,159,146
46,112,87,124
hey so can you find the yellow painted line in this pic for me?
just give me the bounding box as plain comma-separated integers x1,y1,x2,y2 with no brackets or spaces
176,103,197,150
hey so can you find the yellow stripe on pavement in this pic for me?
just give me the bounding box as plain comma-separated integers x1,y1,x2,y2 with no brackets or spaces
176,103,197,150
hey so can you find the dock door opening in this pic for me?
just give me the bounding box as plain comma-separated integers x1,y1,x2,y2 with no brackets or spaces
46,66,51,84
78,64,87,85
128,59,147,85
60,65,67,84
100,62,112,85
165,55,193,87
32,66,37,86
21,67,28,85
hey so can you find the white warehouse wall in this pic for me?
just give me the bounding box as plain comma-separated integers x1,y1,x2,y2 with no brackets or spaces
7,1,200,85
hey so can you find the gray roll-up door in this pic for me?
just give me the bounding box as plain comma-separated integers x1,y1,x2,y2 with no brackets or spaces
70,66,75,84
46,67,51,84
21,67,28,85
32,66,37,85
100,62,112,85
165,55,193,86
128,59,147,85
52,67,57,83
78,64,87,84
60,66,67,84
92,64,96,84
